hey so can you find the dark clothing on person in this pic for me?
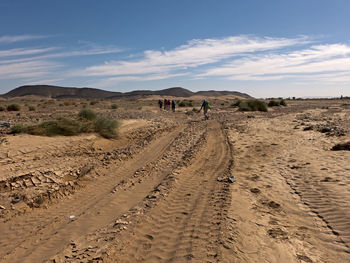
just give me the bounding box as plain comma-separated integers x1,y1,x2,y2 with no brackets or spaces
171,100,176,112
200,99,210,120
158,99,163,109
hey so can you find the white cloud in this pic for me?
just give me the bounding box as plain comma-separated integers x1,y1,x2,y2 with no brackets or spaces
0,60,61,79
81,35,310,77
201,44,350,82
0,47,58,58
0,34,49,43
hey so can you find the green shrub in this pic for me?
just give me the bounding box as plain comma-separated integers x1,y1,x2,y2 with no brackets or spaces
11,124,25,134
7,104,21,111
90,100,98,105
178,101,186,107
231,100,241,107
28,105,36,111
78,108,96,120
238,100,267,112
94,117,119,138
25,118,85,136
111,104,118,109
280,99,287,106
268,100,280,107
0,105,5,111
178,100,193,107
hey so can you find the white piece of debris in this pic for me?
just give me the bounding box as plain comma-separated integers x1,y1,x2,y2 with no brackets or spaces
69,215,75,220
0,205,5,210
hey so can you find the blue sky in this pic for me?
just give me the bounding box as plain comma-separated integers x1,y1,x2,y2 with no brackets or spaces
1,0,350,97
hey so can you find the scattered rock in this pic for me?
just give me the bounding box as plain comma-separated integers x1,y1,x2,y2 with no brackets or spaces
228,176,235,183
331,141,350,151
0,205,5,210
145,234,153,240
250,188,260,194
303,126,313,131
297,254,313,263
268,201,281,209
321,177,332,182
11,196,21,204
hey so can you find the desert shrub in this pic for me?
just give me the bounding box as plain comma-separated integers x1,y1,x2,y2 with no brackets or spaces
178,100,193,107
0,105,5,111
238,100,267,112
11,124,25,134
268,100,280,107
59,103,64,107
178,101,186,107
280,99,287,106
64,101,73,106
26,118,85,136
7,104,21,111
90,100,98,105
94,117,119,139
78,108,96,120
231,100,241,107
28,105,36,111
111,103,118,109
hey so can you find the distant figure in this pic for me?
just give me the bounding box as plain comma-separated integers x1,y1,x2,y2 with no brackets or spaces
199,99,210,120
171,99,176,112
158,99,163,109
164,99,167,110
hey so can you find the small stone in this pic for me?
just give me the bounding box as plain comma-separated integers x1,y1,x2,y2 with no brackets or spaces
0,205,6,210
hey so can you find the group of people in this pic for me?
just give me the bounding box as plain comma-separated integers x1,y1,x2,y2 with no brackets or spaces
158,98,211,120
158,99,176,112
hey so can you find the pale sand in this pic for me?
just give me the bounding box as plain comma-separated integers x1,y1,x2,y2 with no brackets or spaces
0,99,349,262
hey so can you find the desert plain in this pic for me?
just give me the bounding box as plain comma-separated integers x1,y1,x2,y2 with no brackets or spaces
0,96,349,263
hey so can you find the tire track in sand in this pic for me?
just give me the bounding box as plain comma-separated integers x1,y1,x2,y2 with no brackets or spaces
109,121,232,263
0,126,184,263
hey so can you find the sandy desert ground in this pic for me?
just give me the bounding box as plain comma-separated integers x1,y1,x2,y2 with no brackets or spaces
0,97,349,262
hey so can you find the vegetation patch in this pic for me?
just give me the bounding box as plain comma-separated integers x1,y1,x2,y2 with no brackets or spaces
111,103,118,109
7,104,21,111
28,105,36,111
11,109,119,139
238,100,267,112
94,117,119,139
78,108,96,120
268,99,287,107
178,100,193,107
0,105,5,111
230,100,241,107
268,100,280,107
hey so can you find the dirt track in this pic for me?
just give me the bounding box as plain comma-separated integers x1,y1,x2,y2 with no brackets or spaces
1,101,350,262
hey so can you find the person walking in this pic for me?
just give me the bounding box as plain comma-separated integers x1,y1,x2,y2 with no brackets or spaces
158,99,163,110
199,99,210,120
171,99,176,112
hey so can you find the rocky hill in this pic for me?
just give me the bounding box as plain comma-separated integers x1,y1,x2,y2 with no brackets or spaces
1,85,252,99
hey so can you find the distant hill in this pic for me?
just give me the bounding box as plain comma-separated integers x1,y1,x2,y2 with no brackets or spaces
1,85,253,99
